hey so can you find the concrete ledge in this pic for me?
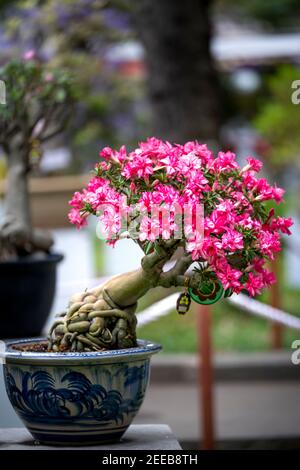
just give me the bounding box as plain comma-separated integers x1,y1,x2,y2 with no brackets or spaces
150,351,300,383
0,425,182,450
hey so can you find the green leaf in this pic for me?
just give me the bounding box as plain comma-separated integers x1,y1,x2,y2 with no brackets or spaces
144,241,154,255
55,89,67,102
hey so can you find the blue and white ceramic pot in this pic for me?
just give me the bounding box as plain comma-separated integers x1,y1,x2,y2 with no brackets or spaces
3,338,161,446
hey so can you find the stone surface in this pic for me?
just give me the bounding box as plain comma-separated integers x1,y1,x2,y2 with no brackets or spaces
0,425,182,450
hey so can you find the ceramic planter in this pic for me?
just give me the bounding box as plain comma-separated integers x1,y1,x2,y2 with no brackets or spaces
3,338,161,445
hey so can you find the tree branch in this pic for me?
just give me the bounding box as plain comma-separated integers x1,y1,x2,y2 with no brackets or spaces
158,252,193,288
141,239,181,274
40,124,67,143
39,106,72,143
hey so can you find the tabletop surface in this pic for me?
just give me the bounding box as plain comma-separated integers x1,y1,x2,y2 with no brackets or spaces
0,425,182,450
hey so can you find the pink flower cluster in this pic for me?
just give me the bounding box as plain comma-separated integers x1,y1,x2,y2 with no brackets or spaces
69,137,293,297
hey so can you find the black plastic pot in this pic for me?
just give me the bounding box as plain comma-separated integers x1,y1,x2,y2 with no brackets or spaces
0,253,63,339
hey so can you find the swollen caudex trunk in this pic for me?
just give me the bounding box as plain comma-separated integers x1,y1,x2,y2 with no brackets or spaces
48,268,155,352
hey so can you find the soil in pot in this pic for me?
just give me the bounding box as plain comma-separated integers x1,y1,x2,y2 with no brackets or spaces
12,341,108,353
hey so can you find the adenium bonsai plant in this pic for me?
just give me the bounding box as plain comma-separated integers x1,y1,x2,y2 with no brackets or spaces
0,56,74,260
48,137,293,352
3,138,293,446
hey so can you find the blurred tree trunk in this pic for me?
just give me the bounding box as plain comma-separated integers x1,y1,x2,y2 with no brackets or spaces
132,0,220,143
4,145,31,234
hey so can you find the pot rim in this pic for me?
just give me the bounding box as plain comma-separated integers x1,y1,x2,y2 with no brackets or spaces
0,253,63,266
3,337,161,363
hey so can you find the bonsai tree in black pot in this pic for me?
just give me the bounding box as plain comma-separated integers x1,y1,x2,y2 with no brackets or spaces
0,56,75,338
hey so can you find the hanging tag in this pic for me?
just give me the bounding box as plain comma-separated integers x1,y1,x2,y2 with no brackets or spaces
176,277,191,315
176,292,191,315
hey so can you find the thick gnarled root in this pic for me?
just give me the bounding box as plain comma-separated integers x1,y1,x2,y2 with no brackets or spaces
48,287,137,352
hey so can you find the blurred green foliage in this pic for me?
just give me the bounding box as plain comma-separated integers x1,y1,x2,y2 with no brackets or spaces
254,65,300,169
217,0,300,28
0,58,76,167
0,58,74,122
1,0,148,171
138,287,300,353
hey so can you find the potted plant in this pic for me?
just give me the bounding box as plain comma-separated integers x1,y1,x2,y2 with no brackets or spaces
3,138,292,445
0,56,75,338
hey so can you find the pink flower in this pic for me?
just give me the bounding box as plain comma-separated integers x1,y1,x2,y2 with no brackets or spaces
215,199,236,214
269,216,293,235
139,137,171,157
254,179,285,204
271,186,285,204
244,265,276,296
69,191,84,210
219,229,244,251
99,205,122,238
23,50,35,61
243,157,264,173
209,151,239,173
245,272,264,296
231,190,251,210
183,172,209,198
214,257,243,291
262,269,276,287
237,213,261,231
99,145,127,164
139,216,159,242
252,258,265,273
138,190,164,212
154,184,181,206
186,232,205,260
178,152,202,173
68,208,87,228
87,177,107,193
257,231,281,259
182,142,214,165
122,155,154,180
251,261,276,289
44,72,54,82
159,154,179,176
100,147,115,159
205,204,235,235
96,161,111,172
242,172,259,191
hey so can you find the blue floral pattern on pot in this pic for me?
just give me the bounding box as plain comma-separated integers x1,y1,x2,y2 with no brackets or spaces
3,338,160,445
5,364,147,421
